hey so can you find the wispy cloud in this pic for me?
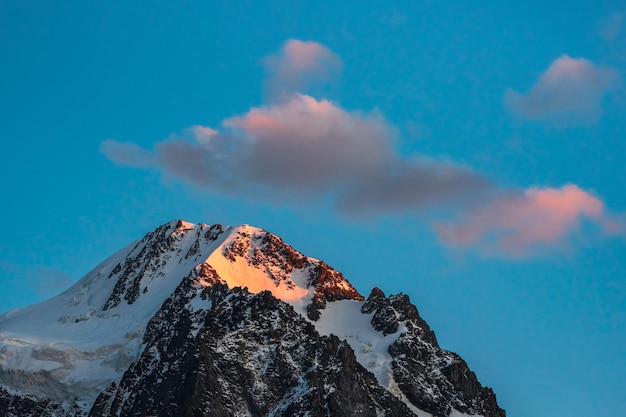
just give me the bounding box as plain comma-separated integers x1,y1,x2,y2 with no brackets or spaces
100,140,155,167
436,184,624,257
504,55,621,127
263,39,343,99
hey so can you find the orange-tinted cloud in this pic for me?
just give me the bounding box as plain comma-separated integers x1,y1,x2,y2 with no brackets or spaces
504,55,621,127
436,184,624,256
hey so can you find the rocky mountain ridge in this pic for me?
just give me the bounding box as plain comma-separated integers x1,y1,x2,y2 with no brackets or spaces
0,220,505,417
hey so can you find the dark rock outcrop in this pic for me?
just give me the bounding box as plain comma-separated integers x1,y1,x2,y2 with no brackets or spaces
104,221,225,310
90,284,411,417
362,288,505,417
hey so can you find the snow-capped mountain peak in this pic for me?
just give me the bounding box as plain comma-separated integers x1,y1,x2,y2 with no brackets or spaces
0,220,505,417
0,221,362,405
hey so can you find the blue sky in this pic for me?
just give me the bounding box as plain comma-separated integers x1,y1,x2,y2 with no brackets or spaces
1,1,625,416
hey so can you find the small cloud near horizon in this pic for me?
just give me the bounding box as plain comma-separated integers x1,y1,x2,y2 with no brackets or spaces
504,55,621,127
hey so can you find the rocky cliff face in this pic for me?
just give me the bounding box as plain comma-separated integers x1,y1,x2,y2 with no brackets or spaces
362,289,503,417
89,283,411,417
0,220,505,417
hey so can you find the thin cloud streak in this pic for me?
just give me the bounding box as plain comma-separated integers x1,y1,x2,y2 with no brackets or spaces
100,139,156,168
504,55,621,127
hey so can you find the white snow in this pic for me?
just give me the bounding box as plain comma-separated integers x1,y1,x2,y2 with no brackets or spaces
312,299,403,390
0,222,229,407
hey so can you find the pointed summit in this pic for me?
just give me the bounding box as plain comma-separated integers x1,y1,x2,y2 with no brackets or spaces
101,220,363,312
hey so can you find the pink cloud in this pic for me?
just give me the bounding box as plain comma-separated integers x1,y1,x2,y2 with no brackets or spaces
191,126,219,143
436,184,624,256
221,94,393,189
263,39,343,98
104,93,488,213
504,55,621,127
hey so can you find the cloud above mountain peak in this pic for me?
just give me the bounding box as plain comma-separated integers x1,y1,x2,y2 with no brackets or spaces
102,93,489,214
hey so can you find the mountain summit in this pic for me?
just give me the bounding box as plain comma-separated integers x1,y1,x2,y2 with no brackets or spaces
0,220,505,417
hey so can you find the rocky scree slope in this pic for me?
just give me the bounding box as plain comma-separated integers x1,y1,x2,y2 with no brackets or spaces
0,220,505,417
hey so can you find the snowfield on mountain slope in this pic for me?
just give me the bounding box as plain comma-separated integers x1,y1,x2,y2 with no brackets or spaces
314,299,404,389
0,221,227,404
313,300,434,417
